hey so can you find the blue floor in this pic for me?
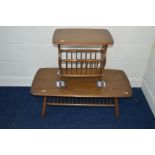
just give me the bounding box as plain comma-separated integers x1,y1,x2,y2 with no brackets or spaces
0,87,155,129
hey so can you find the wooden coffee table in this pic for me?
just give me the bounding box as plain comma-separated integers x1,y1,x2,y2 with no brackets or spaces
31,68,132,118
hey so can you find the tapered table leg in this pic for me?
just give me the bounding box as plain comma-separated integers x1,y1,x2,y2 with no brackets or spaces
114,97,119,118
41,96,47,118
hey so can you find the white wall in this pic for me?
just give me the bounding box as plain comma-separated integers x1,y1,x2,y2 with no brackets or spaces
142,39,155,116
0,26,155,86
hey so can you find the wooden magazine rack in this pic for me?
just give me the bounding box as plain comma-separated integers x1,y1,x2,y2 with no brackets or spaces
53,29,113,87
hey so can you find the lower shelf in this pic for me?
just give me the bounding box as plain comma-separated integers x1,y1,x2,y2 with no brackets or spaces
46,96,115,107
42,96,119,118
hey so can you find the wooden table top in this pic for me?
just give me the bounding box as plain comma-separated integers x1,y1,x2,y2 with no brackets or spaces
31,68,132,98
53,29,114,45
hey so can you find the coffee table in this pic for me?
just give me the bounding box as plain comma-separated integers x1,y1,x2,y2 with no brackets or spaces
31,68,132,118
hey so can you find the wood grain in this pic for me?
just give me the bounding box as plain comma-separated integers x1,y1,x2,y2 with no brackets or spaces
53,29,114,45
31,68,132,98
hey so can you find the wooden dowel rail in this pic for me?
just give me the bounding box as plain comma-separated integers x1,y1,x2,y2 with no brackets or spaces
47,102,115,107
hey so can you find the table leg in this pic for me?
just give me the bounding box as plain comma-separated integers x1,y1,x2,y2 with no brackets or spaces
114,97,119,118
41,96,47,118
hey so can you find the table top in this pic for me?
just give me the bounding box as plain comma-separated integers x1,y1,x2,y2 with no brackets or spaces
53,29,114,45
31,68,132,98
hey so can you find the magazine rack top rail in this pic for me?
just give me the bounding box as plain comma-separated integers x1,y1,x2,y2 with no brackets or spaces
52,29,114,87
53,29,113,45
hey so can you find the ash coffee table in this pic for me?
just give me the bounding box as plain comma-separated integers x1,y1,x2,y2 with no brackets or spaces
31,68,132,118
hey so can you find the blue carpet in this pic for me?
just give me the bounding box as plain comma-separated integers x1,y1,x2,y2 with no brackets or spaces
0,87,155,129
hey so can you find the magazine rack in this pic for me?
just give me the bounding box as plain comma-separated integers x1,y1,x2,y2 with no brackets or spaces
53,29,113,87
